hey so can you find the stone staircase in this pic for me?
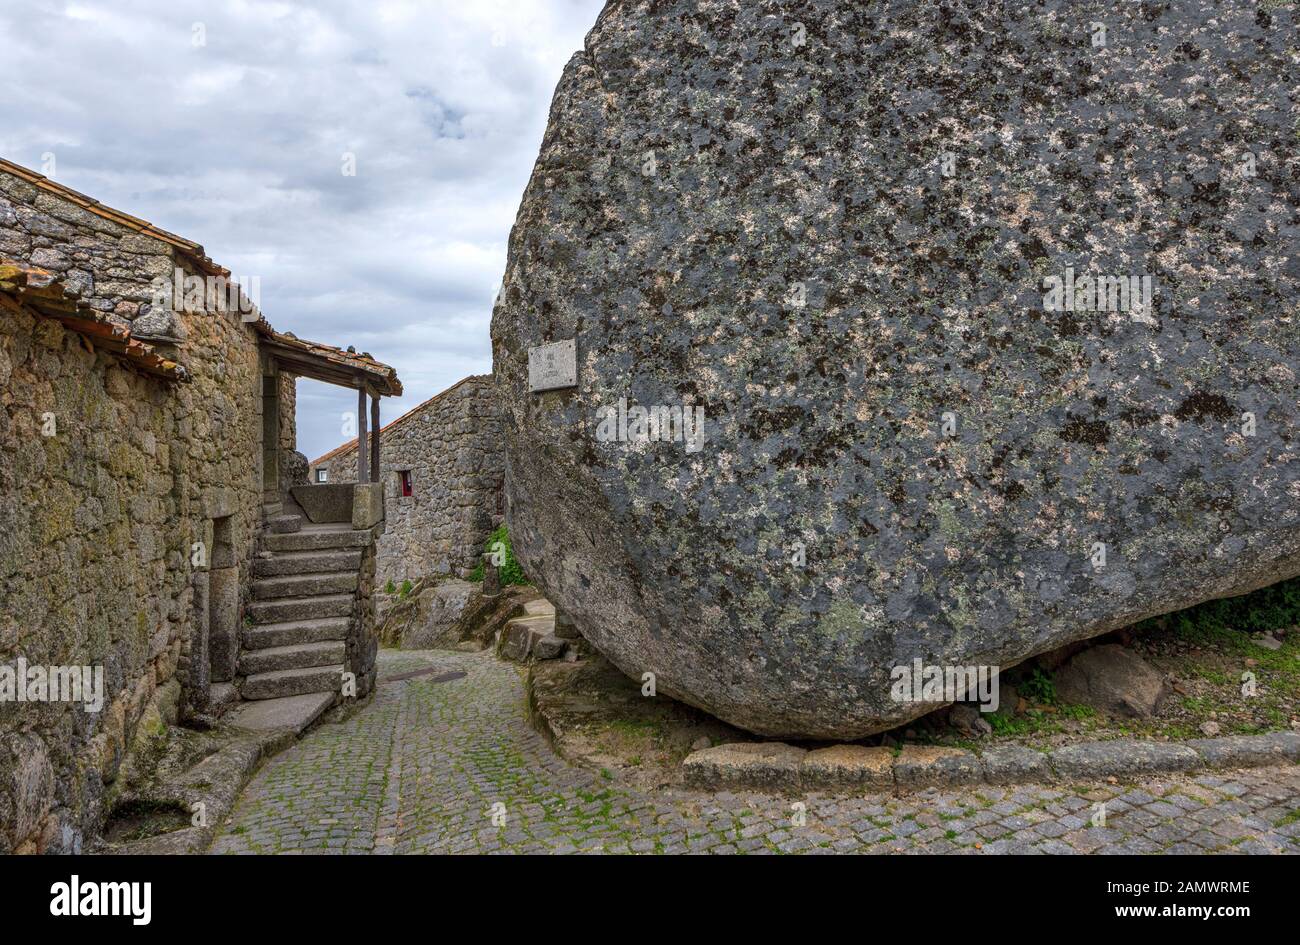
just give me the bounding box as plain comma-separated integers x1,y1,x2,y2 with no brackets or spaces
236,503,371,706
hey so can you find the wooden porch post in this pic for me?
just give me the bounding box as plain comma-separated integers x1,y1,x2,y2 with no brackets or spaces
357,384,369,483
370,393,380,486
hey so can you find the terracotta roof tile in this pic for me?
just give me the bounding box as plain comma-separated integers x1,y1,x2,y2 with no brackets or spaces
0,262,189,382
261,329,402,397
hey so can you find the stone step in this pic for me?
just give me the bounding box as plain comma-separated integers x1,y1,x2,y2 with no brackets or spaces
249,593,353,624
524,598,556,617
252,570,358,600
532,634,569,661
226,691,336,735
241,665,344,701
497,615,556,662
509,614,555,632
264,527,372,553
267,514,303,534
243,617,352,650
239,640,347,675
253,548,363,578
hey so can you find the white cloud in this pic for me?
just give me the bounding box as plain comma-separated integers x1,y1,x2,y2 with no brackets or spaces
0,0,604,459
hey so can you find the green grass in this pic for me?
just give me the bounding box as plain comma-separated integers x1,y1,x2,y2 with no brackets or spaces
1186,664,1232,685
985,702,1094,738
977,576,1300,745
1180,695,1216,714
1143,577,1300,732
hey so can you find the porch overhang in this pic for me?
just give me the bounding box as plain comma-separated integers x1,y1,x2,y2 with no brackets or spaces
258,328,401,396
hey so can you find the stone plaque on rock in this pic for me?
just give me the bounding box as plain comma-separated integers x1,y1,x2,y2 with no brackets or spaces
527,338,576,392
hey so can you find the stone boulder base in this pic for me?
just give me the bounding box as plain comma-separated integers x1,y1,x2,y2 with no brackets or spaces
491,0,1300,738
380,579,476,649
529,653,746,788
801,745,893,792
1054,644,1168,718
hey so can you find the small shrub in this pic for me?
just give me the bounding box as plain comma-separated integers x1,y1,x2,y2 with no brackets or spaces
1133,574,1300,644
468,524,528,586
384,580,396,595
399,579,413,599
1019,668,1056,705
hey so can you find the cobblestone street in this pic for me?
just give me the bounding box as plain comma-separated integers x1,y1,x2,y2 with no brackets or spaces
210,650,1300,855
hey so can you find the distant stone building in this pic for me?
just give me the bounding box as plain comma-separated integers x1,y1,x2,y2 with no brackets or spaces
311,375,504,586
0,157,400,852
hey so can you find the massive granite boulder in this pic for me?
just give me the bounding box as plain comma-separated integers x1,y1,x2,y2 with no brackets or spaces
490,0,1300,738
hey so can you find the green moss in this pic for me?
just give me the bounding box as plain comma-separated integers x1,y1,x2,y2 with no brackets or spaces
1276,809,1300,828
607,718,662,737
815,598,864,640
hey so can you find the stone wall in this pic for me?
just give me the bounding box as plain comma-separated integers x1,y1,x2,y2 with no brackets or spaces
0,166,264,852
276,373,308,488
351,522,380,699
278,372,297,450
318,375,503,585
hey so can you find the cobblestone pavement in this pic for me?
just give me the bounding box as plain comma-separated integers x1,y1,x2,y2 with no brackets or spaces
210,650,1300,854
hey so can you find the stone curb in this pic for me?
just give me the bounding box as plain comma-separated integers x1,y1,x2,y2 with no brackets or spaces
682,731,1300,795
103,729,293,854
100,697,373,855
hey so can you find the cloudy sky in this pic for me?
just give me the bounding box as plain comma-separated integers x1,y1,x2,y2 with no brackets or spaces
0,0,604,461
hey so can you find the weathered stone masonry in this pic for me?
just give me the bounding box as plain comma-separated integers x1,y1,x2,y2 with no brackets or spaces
0,161,267,852
312,375,504,586
0,157,397,852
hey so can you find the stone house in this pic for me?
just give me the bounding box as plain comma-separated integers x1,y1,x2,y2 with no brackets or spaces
310,375,504,587
0,157,401,852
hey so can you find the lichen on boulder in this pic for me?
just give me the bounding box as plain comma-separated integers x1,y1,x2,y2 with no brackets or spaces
491,0,1300,738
